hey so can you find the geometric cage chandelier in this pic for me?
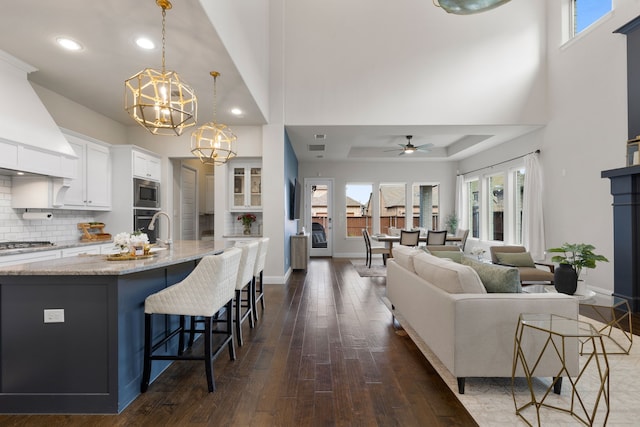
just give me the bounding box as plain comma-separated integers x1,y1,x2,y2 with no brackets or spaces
432,0,511,15
124,0,197,136
191,71,237,166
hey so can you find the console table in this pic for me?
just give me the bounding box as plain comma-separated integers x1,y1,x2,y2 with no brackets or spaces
291,233,309,270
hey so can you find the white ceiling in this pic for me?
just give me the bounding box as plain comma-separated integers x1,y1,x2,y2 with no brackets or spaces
0,0,540,163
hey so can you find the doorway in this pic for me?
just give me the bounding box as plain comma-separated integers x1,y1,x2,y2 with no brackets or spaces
305,178,333,257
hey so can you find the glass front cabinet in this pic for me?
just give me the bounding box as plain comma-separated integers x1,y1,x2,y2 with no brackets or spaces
230,162,262,211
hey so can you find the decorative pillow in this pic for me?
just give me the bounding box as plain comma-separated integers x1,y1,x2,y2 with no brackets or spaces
495,252,536,268
429,250,463,263
461,257,522,293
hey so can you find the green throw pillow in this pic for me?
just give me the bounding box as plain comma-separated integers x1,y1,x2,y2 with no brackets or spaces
461,257,522,293
429,250,463,263
495,252,536,268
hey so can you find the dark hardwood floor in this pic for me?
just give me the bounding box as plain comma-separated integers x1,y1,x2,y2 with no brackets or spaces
1,258,637,426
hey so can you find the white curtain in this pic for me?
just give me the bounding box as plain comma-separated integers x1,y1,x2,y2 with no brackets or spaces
522,152,545,260
454,175,468,230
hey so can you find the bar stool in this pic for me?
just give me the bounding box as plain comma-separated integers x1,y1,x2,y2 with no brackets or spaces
252,237,270,322
140,247,241,393
234,240,260,347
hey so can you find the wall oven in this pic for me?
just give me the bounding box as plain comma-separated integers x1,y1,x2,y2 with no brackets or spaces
134,209,158,243
134,178,160,209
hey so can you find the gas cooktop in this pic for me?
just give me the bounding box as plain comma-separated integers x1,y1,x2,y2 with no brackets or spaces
0,241,55,250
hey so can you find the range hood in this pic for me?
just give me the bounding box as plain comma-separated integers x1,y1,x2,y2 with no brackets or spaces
0,50,77,179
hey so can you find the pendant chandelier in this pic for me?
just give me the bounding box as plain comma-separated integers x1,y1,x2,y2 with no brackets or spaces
433,0,511,15
191,71,237,166
124,0,197,136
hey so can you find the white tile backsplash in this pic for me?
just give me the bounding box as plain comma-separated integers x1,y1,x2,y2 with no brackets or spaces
0,179,96,243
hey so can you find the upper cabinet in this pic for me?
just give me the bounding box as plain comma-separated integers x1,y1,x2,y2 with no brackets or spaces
230,162,261,211
133,150,161,182
61,131,111,210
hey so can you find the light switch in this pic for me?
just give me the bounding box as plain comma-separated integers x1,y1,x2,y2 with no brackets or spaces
44,309,65,323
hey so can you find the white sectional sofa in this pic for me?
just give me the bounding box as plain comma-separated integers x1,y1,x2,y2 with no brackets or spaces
386,246,579,393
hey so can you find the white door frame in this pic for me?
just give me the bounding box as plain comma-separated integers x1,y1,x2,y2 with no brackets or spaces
305,178,333,257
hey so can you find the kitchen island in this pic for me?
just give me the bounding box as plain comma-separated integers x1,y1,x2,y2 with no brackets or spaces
0,240,231,414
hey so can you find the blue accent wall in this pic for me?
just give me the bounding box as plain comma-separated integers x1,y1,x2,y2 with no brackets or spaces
284,130,299,272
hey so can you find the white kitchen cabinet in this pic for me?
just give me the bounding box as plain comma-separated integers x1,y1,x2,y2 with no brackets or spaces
61,245,101,257
133,150,161,182
230,162,262,211
63,132,111,210
0,250,60,267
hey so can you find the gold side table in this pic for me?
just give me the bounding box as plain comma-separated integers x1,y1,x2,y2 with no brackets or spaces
579,292,633,355
512,313,609,426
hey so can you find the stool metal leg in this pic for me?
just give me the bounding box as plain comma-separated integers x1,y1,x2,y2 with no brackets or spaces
204,316,215,392
141,313,152,393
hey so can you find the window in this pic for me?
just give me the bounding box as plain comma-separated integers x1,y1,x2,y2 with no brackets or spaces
379,183,406,234
467,179,480,239
487,174,504,241
345,184,372,237
572,0,612,35
411,183,439,230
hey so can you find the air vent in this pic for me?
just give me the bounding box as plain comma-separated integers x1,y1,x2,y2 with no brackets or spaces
308,144,325,152
314,134,326,140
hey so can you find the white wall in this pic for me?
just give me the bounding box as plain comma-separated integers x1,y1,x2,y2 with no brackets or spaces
199,0,270,121
284,0,547,127
458,1,640,294
299,160,457,257
540,0,640,293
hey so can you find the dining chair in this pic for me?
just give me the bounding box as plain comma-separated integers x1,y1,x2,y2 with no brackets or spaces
456,229,470,251
141,247,242,393
426,230,447,245
362,229,391,268
399,230,420,247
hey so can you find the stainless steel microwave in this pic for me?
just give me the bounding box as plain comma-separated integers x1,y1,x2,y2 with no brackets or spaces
134,178,160,209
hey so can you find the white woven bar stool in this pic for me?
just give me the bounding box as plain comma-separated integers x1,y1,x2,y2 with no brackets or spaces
140,247,241,393
234,240,259,347
252,237,270,322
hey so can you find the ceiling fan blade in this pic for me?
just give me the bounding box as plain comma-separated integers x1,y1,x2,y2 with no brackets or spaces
416,143,433,150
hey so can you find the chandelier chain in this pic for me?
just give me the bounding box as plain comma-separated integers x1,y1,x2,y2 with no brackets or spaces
161,7,166,72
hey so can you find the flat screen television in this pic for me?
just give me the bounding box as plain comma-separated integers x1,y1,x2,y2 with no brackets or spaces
289,178,302,220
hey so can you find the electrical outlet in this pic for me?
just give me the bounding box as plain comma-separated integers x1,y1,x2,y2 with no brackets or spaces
44,309,65,323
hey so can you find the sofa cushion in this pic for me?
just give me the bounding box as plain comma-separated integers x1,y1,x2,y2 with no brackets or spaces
461,257,522,293
392,245,423,273
412,252,486,294
495,251,536,267
428,250,463,263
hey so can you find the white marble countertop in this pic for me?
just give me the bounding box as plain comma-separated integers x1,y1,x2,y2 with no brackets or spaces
0,240,231,276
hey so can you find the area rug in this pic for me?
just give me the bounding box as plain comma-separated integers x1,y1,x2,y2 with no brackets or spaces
350,260,386,277
382,296,639,426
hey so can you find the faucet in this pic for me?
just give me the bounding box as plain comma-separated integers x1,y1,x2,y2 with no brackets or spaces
148,211,172,248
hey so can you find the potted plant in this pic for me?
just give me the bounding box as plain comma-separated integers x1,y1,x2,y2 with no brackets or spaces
444,213,458,235
547,243,609,295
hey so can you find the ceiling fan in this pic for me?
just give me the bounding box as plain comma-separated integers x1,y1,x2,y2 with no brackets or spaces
385,135,433,156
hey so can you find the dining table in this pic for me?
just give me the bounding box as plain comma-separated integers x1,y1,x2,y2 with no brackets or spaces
371,233,461,256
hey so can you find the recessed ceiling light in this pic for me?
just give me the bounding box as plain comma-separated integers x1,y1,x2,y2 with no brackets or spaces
135,37,155,50
231,108,243,115
56,37,83,51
